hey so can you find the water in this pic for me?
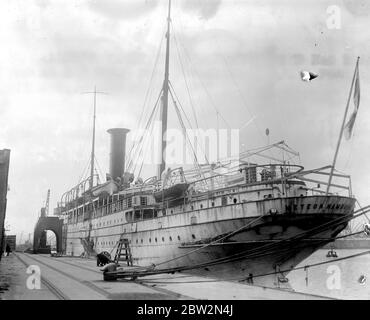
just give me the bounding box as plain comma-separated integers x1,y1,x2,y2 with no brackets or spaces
288,249,370,300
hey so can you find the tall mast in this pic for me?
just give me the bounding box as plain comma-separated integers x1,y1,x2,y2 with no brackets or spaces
83,87,108,190
158,0,172,179
90,86,97,190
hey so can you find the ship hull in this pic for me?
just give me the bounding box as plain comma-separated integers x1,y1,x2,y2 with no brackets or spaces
62,195,355,287
127,214,349,287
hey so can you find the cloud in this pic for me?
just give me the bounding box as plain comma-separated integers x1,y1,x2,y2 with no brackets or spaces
180,0,222,20
87,0,160,21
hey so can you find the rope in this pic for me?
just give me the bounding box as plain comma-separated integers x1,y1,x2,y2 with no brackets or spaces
139,250,370,285
126,31,165,164
152,215,264,268
126,89,163,172
171,23,200,130
137,205,370,275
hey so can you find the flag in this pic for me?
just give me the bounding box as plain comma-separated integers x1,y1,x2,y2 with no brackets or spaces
344,63,360,140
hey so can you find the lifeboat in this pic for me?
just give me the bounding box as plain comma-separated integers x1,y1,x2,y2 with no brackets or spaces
153,183,189,201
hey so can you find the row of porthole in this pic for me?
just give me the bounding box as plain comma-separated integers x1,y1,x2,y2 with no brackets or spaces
93,218,124,228
167,201,220,215
97,234,197,246
136,234,196,244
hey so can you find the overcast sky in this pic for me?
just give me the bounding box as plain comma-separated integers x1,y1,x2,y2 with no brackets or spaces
1,0,370,242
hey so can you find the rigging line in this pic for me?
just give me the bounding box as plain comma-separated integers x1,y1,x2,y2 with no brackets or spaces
149,206,370,273
139,250,370,285
356,199,370,223
135,100,161,178
132,98,162,176
126,32,165,164
127,88,162,170
199,207,370,267
93,155,104,182
174,35,232,129
131,92,162,175
171,22,199,130
169,87,207,183
126,88,163,172
151,216,264,268
220,54,266,143
77,158,91,185
169,81,210,166
168,81,194,133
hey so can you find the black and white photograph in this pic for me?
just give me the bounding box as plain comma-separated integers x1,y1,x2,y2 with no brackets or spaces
0,0,370,309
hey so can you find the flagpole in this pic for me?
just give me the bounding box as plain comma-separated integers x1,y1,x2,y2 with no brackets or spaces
326,56,360,195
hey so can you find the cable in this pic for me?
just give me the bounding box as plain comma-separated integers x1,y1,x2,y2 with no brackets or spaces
115,205,370,278
126,30,165,163
171,23,200,130
139,249,370,285
153,215,263,268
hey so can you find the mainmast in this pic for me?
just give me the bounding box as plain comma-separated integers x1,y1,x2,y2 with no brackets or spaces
157,0,172,179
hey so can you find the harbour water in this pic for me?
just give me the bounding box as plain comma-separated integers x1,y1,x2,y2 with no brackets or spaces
289,249,370,300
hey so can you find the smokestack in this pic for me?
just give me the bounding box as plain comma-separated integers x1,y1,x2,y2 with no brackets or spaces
107,128,130,182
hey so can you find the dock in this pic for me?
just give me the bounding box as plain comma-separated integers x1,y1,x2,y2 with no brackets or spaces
0,252,332,300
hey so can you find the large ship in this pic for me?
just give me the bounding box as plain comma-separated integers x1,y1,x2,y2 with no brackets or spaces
53,1,356,287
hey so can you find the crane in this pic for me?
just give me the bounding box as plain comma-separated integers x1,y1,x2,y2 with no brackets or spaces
44,189,50,216
40,189,50,217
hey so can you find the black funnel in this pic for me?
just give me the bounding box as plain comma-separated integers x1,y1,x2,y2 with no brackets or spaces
107,128,130,182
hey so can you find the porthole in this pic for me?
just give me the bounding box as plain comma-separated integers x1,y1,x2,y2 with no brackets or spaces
307,204,311,210
233,198,237,204
319,204,323,209
178,235,181,241
169,236,172,241
200,204,203,209
211,202,215,207
192,234,196,239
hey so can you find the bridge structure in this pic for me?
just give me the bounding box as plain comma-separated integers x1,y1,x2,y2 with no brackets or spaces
33,216,63,254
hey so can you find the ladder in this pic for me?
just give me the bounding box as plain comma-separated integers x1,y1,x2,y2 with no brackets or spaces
113,238,133,266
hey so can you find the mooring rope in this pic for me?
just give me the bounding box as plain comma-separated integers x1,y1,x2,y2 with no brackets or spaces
129,205,370,277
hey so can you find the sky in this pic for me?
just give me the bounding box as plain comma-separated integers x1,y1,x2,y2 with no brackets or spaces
1,0,370,242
